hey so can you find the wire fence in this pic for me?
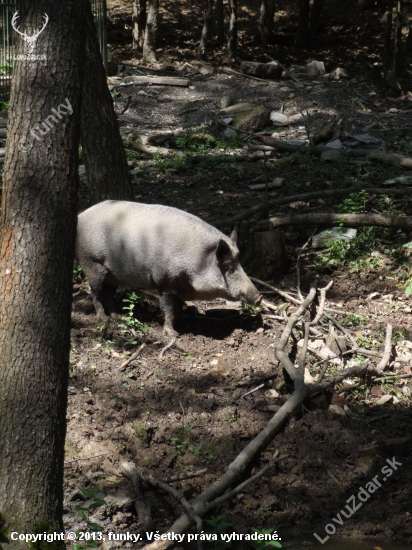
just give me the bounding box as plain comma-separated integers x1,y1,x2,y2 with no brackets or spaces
0,0,108,99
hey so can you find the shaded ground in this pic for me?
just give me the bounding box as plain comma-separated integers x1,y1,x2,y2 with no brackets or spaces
63,1,412,548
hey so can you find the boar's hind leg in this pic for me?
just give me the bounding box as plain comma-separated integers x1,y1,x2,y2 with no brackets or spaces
159,293,184,336
83,262,116,321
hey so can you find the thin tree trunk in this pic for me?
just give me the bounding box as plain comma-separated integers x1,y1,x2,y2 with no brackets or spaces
81,1,133,204
258,0,276,43
216,0,224,43
393,0,403,76
295,0,310,47
0,0,85,542
132,0,147,50
308,0,325,41
143,0,159,64
384,0,394,77
199,0,215,57
227,0,237,57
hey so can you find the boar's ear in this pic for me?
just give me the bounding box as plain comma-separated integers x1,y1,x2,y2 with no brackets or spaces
229,229,238,244
216,239,231,265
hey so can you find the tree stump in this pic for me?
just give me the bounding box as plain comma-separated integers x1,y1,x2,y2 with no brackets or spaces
253,230,287,277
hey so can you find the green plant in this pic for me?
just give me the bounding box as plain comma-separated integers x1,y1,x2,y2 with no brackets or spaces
345,313,368,327
118,291,149,337
300,110,315,146
73,486,106,550
73,264,83,281
170,437,187,455
251,528,282,549
337,190,368,213
256,507,267,520
204,515,234,550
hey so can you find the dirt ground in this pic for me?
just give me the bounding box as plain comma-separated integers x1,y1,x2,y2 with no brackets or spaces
63,1,412,548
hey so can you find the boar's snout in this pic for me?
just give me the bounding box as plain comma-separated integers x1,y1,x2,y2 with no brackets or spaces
240,283,262,306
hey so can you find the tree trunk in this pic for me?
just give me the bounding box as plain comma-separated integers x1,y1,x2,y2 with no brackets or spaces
199,0,215,57
308,0,325,41
0,0,85,542
143,0,159,64
132,0,147,50
81,0,133,204
384,0,394,77
295,0,310,47
253,230,287,277
258,0,276,43
393,0,403,76
227,0,237,57
216,0,224,43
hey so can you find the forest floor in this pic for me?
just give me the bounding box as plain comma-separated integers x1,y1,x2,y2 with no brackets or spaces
64,1,412,549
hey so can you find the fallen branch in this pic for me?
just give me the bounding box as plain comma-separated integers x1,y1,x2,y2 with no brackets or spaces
213,186,412,228
120,462,154,529
376,323,393,373
160,469,208,483
260,212,412,231
222,66,280,84
64,451,110,465
261,137,412,169
118,342,146,370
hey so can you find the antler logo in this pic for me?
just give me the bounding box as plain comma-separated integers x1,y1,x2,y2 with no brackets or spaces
11,11,49,54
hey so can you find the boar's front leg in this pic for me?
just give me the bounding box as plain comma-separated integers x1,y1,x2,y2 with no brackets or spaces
159,293,184,336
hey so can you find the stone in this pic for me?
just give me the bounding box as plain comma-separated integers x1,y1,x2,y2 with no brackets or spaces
307,60,326,77
330,67,348,80
325,138,343,149
280,86,294,93
161,61,176,71
329,404,346,416
199,65,215,75
220,95,233,109
320,150,343,163
383,176,412,186
240,60,282,79
223,127,237,139
353,133,381,144
270,111,289,125
223,102,270,132
312,227,357,248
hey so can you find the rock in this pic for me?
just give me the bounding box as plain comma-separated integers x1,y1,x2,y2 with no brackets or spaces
223,127,237,139
266,389,279,398
353,133,381,144
161,62,176,71
107,61,118,77
104,491,133,510
280,86,294,93
306,60,326,77
329,404,346,416
375,394,393,405
270,111,289,125
248,178,284,191
199,65,215,76
240,60,282,79
312,122,341,143
304,368,315,384
221,95,234,109
312,227,357,248
330,67,348,80
223,117,233,124
326,335,347,356
383,176,412,186
223,102,271,132
266,404,281,412
320,150,343,163
325,138,343,149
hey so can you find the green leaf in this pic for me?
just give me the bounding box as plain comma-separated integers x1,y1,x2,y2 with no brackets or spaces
77,510,88,521
89,498,106,508
86,541,100,548
88,523,104,531
78,487,91,497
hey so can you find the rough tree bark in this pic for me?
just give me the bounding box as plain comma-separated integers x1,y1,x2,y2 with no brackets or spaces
384,0,394,77
216,0,224,43
393,0,403,76
0,0,85,543
199,0,215,57
81,0,133,204
227,0,237,57
143,0,159,64
295,0,324,47
258,0,276,43
132,0,147,50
